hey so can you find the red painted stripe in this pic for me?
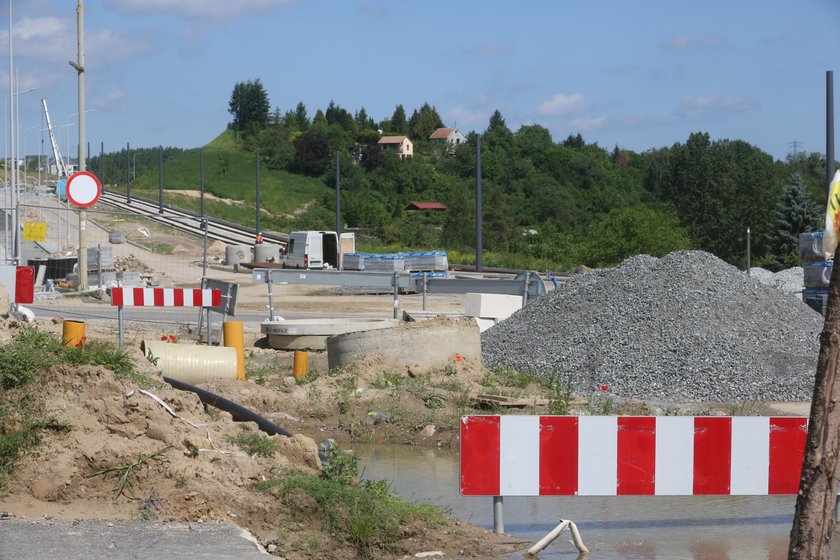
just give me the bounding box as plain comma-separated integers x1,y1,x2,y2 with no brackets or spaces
617,416,656,495
111,287,123,306
153,288,165,307
211,289,221,307
133,287,145,307
460,416,500,495
769,417,807,494
539,416,578,495
191,289,202,306
693,417,731,494
173,288,184,307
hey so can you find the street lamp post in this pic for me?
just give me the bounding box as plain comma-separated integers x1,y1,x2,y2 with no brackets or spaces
3,86,36,264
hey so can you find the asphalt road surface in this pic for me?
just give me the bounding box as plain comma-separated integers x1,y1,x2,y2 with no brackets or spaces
0,519,270,559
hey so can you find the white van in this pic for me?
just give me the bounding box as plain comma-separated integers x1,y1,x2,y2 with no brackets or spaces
283,231,355,269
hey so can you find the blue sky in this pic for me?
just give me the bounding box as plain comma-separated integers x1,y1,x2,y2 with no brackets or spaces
2,0,838,162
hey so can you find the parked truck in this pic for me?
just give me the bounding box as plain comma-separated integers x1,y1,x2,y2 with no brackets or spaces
283,231,355,269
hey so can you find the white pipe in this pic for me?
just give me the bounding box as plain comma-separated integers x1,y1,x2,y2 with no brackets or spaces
141,340,238,384
526,519,589,556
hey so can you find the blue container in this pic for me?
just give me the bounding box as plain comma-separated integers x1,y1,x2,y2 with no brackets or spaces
803,288,830,315
56,179,67,200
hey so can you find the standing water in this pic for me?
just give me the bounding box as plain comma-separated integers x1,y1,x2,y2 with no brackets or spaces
355,443,840,559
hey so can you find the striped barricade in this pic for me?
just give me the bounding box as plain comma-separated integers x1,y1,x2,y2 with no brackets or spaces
110,287,221,345
460,415,807,497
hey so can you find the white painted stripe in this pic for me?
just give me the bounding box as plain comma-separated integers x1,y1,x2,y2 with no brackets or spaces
201,289,213,306
731,416,769,495
122,288,134,306
163,289,175,307
578,416,617,495
142,288,155,306
183,289,194,306
500,415,540,496
655,416,694,495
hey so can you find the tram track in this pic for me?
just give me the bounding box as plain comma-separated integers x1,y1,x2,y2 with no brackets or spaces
98,190,287,249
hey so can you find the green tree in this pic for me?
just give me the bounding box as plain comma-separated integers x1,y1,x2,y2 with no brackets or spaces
228,79,270,139
292,128,331,176
763,173,822,270
386,105,408,135
408,102,444,141
579,205,693,267
645,132,781,265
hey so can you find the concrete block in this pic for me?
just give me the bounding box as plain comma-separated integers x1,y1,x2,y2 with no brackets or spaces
465,293,523,320
473,317,497,333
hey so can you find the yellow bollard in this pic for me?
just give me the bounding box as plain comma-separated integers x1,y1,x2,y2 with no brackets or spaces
222,321,246,380
293,350,309,382
62,320,86,348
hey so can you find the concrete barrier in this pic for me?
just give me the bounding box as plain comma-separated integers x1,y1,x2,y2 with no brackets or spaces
261,318,399,350
327,318,480,370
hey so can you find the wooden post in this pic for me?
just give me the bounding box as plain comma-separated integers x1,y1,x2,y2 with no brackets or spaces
789,246,840,559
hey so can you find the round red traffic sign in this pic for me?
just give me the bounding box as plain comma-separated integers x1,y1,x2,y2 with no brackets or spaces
66,171,102,208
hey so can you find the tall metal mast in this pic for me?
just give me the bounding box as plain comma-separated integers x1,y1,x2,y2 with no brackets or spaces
41,98,69,178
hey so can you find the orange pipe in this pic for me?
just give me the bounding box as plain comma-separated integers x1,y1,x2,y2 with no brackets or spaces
223,321,246,380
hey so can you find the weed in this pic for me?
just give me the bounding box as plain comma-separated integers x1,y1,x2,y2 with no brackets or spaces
252,451,446,558
444,363,457,377
323,446,360,485
587,394,616,415
85,447,172,501
372,372,403,389
175,469,189,489
490,364,534,389
0,326,61,389
546,381,574,415
227,433,278,457
423,393,447,409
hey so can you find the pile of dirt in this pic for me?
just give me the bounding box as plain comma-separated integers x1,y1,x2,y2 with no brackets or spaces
0,342,523,558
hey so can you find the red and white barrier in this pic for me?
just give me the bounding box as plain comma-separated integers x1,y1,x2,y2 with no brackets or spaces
460,415,807,496
110,287,220,308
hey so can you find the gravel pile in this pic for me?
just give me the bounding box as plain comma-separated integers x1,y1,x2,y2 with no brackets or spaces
749,266,804,295
482,251,823,403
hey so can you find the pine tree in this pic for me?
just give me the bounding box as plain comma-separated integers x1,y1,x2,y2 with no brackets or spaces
764,173,821,270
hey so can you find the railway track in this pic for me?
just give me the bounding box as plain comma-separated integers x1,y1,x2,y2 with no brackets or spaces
98,190,287,249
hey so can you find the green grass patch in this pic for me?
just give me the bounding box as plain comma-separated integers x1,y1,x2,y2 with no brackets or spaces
111,130,331,232
226,433,278,457
252,446,446,557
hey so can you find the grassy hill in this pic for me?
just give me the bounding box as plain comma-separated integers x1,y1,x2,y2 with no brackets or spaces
116,130,332,233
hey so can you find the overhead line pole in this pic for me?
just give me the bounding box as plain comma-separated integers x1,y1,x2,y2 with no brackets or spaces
71,0,87,289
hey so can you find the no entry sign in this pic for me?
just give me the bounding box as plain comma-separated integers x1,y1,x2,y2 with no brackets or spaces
66,171,102,208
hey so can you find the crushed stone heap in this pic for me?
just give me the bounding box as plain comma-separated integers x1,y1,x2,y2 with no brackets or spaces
481,251,823,403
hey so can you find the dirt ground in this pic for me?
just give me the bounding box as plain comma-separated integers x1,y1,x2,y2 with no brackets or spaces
1,208,813,558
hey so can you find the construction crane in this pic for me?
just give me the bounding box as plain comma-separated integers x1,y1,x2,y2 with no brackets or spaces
41,98,70,179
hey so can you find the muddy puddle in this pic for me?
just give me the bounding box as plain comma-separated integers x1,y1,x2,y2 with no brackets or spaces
355,443,840,559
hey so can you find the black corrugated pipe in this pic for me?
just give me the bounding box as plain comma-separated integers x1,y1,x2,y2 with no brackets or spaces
163,376,330,466
164,376,293,437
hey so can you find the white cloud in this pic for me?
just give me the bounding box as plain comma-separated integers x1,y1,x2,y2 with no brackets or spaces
14,16,65,40
108,0,294,20
677,95,759,117
570,114,608,132
537,93,584,116
662,34,729,50
91,88,128,112
445,105,487,128
87,29,156,66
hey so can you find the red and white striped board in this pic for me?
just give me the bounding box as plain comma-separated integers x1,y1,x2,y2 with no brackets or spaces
460,415,808,496
110,287,221,308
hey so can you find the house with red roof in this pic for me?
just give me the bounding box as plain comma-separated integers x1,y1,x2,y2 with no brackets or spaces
406,201,447,212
